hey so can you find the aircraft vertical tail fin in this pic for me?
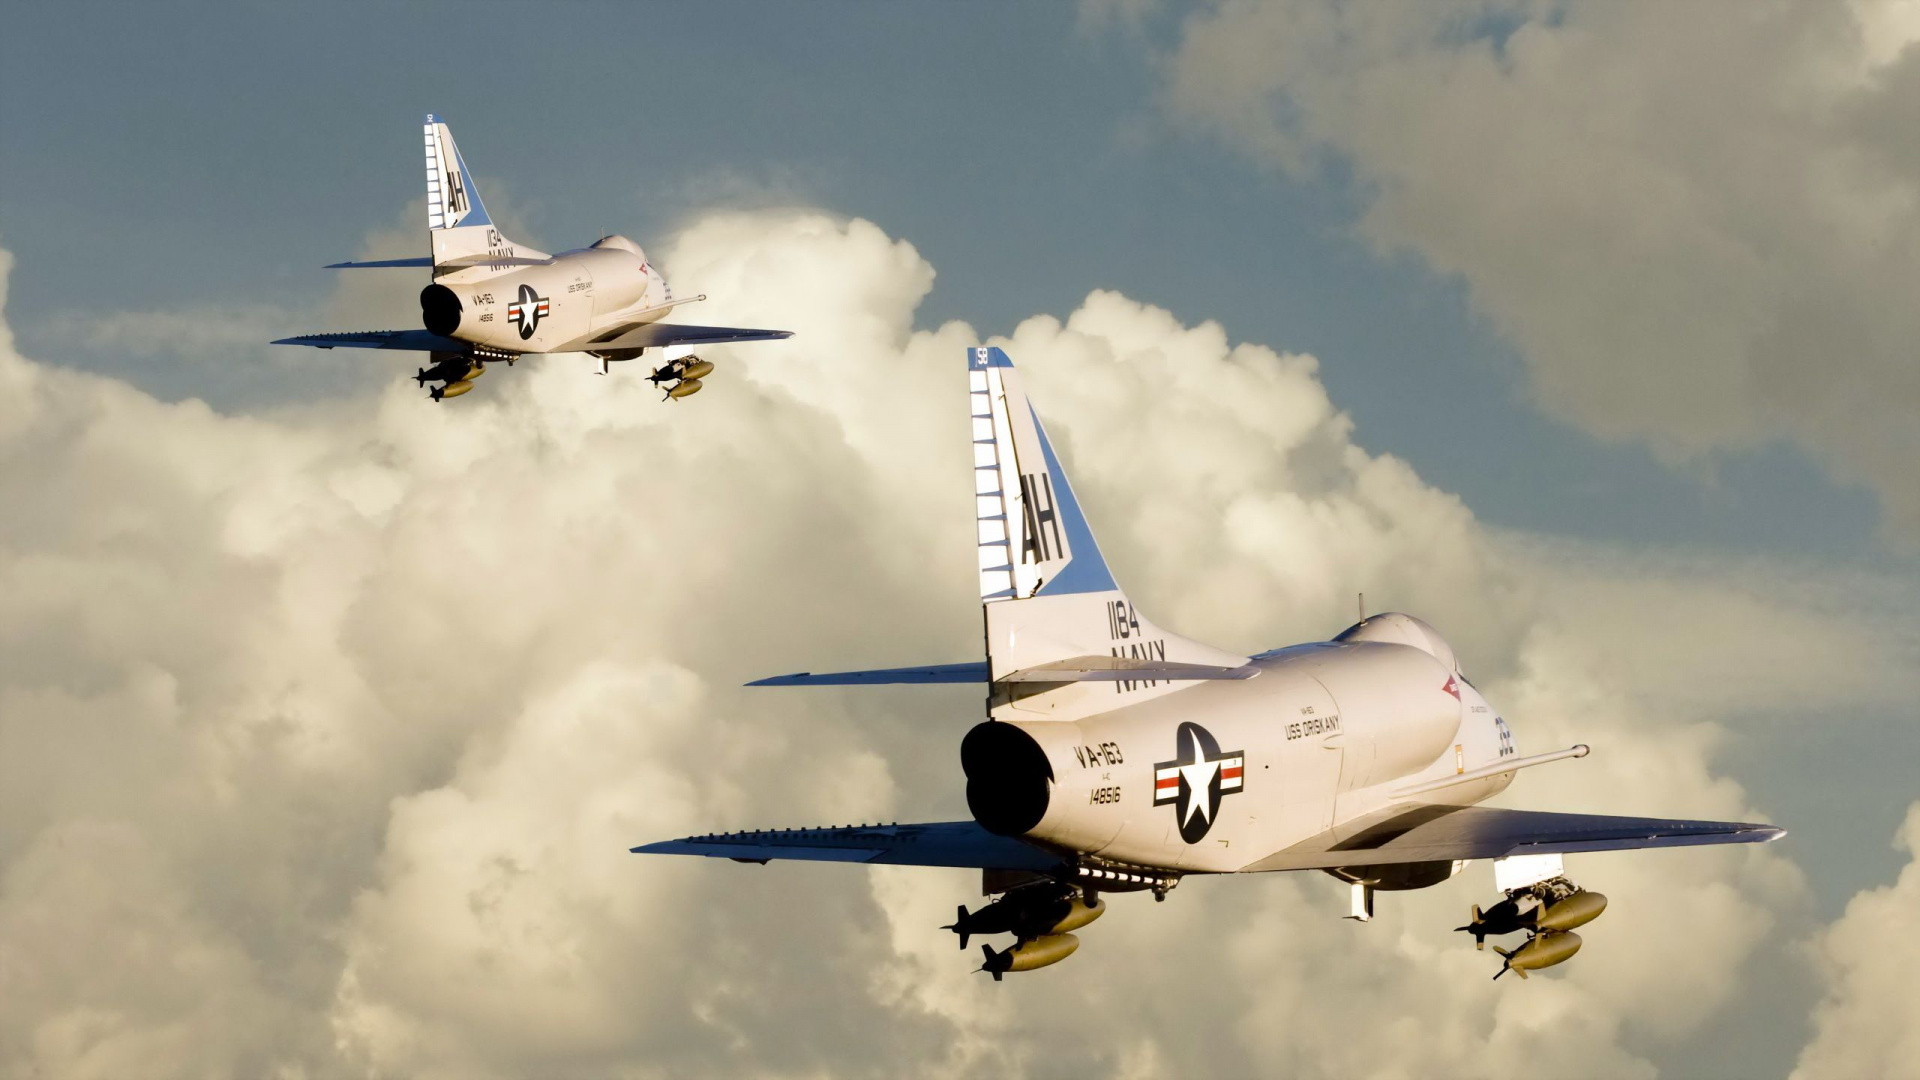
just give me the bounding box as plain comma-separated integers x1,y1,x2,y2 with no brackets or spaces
423,115,543,278
969,345,1118,608
968,347,1245,720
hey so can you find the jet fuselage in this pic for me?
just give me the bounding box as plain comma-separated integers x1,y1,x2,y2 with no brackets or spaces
421,236,670,354
967,617,1517,876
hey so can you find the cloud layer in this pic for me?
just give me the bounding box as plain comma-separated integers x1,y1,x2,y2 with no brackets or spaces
1156,0,1920,538
1794,800,1920,1079
0,211,1907,1077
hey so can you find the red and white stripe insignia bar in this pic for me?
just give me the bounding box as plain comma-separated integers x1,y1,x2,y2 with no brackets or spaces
1153,765,1180,805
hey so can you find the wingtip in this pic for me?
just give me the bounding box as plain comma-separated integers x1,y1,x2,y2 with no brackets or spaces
744,673,806,687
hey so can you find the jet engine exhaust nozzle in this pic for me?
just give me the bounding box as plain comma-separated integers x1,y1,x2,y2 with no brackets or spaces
420,284,463,338
961,721,1052,837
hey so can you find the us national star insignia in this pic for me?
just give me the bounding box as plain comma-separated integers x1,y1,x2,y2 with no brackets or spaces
1153,722,1244,844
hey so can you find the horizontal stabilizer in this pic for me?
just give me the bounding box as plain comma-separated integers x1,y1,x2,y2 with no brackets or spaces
1241,806,1784,873
748,662,989,686
631,821,1061,871
747,655,1255,687
999,655,1257,683
437,254,551,269
271,330,468,352
325,255,549,270
324,257,435,269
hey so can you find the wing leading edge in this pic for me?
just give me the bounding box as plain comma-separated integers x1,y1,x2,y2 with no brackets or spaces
632,821,1062,871
1241,805,1784,873
636,808,1781,876
273,324,792,354
272,330,468,352
562,322,794,352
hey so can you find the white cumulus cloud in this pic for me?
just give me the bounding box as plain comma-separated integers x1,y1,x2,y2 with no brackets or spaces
0,209,1903,1077
1149,0,1920,539
1793,801,1920,1080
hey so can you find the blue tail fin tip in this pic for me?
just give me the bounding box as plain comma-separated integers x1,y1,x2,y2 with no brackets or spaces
968,346,1015,370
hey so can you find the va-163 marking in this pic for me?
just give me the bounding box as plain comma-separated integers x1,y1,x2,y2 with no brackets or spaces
274,115,792,402
634,345,1784,982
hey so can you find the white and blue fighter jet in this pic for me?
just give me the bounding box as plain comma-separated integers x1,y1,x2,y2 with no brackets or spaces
635,347,1783,981
275,116,790,401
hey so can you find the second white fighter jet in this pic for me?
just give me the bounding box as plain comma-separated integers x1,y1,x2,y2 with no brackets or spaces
635,346,1784,982
275,115,791,401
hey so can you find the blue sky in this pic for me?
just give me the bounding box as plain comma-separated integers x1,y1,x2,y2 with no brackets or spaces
0,1,1891,564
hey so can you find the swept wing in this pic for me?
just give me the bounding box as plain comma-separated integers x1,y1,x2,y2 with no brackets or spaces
272,323,792,356
271,330,467,351
1241,805,1783,873
557,321,793,353
634,808,1779,876
633,821,1061,871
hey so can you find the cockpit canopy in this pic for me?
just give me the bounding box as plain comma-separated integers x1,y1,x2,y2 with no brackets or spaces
591,234,646,261
1334,612,1458,674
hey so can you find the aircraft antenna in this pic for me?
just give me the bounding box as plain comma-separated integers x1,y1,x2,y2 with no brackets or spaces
1358,592,1365,623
